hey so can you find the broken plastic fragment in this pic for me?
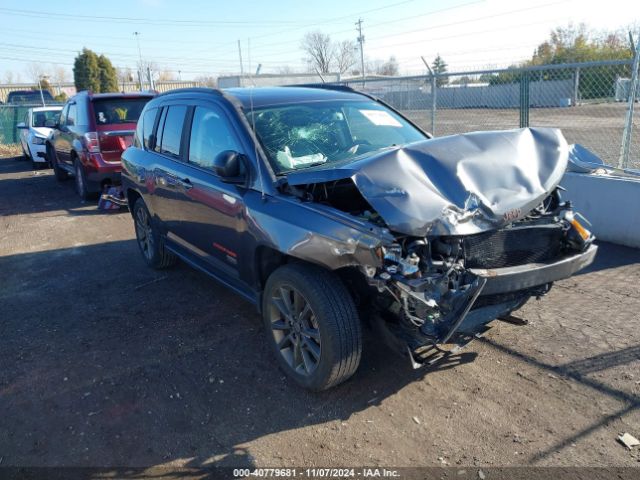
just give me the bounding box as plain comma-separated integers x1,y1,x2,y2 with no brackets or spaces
618,432,640,449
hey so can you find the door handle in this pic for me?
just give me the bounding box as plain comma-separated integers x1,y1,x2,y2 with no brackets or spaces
178,178,193,190
154,169,193,190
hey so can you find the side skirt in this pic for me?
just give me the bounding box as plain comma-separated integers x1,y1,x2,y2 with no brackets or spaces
165,241,258,306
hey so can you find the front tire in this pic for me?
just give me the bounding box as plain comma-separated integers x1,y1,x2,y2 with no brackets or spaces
21,143,30,161
132,198,176,269
262,264,362,391
48,145,68,181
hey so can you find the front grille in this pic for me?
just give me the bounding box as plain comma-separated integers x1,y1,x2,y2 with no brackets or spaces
462,224,564,269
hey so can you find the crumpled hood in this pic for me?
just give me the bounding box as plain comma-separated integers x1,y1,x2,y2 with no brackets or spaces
286,127,569,236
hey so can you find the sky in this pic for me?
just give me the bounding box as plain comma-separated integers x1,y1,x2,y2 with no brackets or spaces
0,0,637,83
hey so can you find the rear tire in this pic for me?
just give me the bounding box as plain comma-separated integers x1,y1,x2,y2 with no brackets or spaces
262,263,362,391
48,145,68,181
74,158,96,200
132,198,176,269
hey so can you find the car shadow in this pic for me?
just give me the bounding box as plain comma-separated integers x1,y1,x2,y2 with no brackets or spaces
574,240,640,276
0,156,124,217
478,337,640,464
0,240,476,470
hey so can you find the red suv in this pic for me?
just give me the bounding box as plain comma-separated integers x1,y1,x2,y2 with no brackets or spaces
46,91,155,199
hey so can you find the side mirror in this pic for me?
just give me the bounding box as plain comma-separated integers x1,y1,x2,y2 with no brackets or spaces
16,122,27,129
212,150,247,183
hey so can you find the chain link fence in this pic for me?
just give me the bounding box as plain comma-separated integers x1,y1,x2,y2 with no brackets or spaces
339,59,640,170
0,103,63,146
1,61,639,168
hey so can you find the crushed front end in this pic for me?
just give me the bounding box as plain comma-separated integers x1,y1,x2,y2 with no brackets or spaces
365,189,596,365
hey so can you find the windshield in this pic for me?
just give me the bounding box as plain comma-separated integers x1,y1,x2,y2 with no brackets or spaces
92,98,149,125
8,91,54,104
31,109,60,128
246,100,427,173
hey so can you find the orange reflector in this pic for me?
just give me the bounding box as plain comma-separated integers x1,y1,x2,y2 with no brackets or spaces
571,218,590,240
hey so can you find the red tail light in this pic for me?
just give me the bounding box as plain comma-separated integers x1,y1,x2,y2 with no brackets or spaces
83,132,100,153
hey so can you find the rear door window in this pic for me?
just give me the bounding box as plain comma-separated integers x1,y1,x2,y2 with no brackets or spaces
153,108,167,154
66,103,77,126
59,104,69,126
141,107,158,150
159,105,187,158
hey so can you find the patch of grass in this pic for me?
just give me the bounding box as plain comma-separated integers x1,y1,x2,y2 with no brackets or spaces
0,143,23,158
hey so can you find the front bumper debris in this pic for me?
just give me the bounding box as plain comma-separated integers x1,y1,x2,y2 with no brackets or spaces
469,244,598,295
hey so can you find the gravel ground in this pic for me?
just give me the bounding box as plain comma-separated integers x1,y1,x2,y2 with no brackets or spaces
1,155,639,473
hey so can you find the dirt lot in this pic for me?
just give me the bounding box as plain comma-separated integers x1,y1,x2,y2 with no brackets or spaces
1,155,640,472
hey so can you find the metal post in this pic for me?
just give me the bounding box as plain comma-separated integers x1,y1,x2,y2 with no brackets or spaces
134,32,144,90
572,66,580,106
37,77,45,107
356,19,365,85
619,33,640,168
420,56,437,136
12,107,18,143
431,74,437,135
237,39,244,77
147,67,155,91
519,71,530,128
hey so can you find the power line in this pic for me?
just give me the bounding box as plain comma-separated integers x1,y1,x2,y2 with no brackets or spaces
0,7,326,26
363,17,569,53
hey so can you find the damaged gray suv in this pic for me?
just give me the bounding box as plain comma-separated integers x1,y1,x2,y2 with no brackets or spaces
121,86,597,391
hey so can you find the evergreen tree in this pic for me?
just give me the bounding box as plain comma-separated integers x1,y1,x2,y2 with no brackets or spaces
431,54,449,86
73,48,101,92
98,55,118,93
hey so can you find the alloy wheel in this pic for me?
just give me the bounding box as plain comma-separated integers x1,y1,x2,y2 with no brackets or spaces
269,285,321,376
134,206,154,260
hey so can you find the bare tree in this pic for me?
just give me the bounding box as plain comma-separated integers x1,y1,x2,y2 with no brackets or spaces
137,60,160,81
377,56,399,76
4,71,19,84
195,75,216,87
157,68,177,81
276,65,294,75
25,63,47,84
116,67,134,83
335,40,357,74
301,31,335,74
50,66,70,85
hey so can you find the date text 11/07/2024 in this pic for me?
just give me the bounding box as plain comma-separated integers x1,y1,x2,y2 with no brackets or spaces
233,468,401,477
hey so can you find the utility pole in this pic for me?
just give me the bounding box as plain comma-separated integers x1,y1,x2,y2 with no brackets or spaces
237,39,244,77
356,18,365,83
133,32,144,90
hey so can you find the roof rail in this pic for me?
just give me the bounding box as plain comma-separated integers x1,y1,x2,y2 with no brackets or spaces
156,87,223,98
288,83,357,93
